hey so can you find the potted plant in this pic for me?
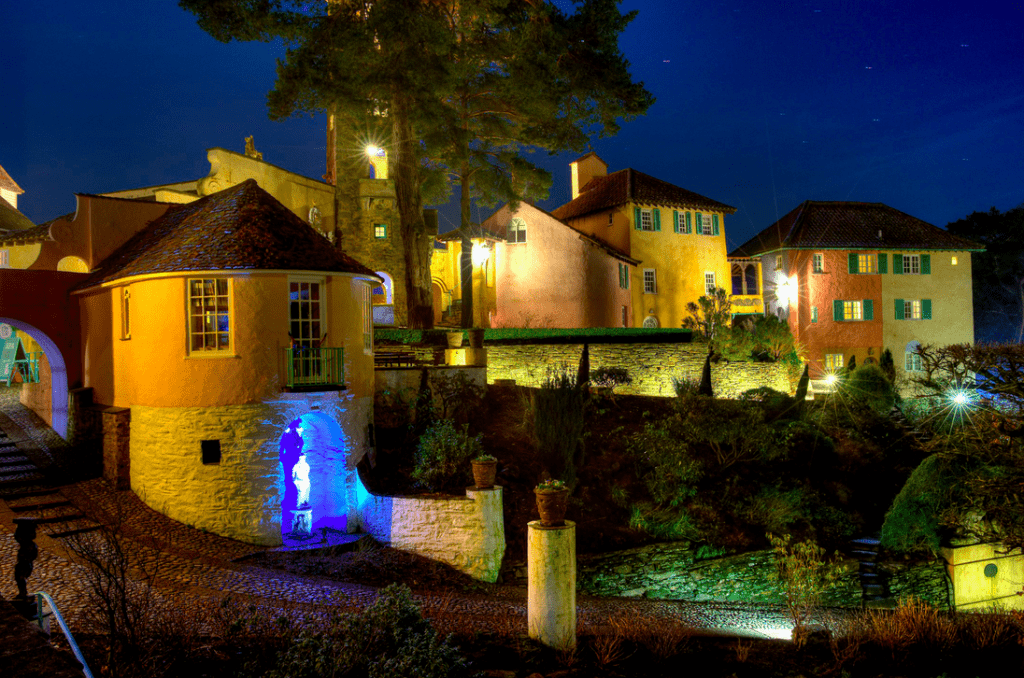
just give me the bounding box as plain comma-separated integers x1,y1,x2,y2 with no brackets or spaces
467,327,486,348
471,454,498,489
446,331,464,349
534,478,569,527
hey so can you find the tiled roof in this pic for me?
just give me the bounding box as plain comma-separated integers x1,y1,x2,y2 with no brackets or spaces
729,201,984,257
552,168,736,221
0,165,24,195
78,179,377,289
0,198,37,234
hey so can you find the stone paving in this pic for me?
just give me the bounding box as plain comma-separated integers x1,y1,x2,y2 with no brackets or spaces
0,386,835,648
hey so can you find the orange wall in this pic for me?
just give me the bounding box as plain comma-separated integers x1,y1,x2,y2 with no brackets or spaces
564,209,632,256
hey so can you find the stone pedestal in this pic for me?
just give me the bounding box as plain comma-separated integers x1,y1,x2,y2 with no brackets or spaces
528,520,576,650
444,347,487,367
291,508,313,536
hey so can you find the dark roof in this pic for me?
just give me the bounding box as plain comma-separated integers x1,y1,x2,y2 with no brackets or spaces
0,165,24,195
729,201,985,257
78,179,377,289
552,168,736,221
0,198,38,234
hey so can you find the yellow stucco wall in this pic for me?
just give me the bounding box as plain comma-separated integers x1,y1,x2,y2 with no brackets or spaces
941,542,1024,611
429,239,497,327
627,203,730,329
881,251,975,382
566,209,632,256
2,243,42,269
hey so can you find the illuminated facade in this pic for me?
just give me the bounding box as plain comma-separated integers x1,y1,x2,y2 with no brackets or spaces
730,201,983,383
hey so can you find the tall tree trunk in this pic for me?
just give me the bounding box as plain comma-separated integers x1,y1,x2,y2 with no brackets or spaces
392,92,434,329
460,160,474,329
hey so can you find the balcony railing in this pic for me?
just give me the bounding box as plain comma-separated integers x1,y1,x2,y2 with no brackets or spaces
284,347,345,391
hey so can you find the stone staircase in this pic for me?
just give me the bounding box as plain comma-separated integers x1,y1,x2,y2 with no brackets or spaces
849,537,894,608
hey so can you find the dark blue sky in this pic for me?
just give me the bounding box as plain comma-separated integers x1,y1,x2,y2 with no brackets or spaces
5,1,1022,251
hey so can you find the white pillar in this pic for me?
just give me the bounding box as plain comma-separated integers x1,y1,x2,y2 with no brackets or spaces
527,519,576,650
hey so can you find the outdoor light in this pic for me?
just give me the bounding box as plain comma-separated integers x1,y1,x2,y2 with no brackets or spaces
471,243,491,266
825,374,838,385
948,388,975,409
365,145,385,157
775,275,795,306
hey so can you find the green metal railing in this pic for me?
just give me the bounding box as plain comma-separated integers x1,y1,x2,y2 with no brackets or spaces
32,591,95,678
14,352,41,383
284,347,345,389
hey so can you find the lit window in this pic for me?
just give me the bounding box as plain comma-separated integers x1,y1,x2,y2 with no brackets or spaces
121,287,131,340
0,250,8,268
825,354,844,371
643,269,657,294
705,272,716,296
811,306,818,323
188,278,230,354
776,255,783,271
904,254,920,274
374,224,387,239
951,255,958,265
843,300,863,320
904,300,922,320
508,218,527,243
640,209,654,232
812,253,824,273
618,262,629,290
857,254,877,273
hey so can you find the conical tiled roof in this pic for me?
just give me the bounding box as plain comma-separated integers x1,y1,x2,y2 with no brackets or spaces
729,201,984,257
79,179,377,289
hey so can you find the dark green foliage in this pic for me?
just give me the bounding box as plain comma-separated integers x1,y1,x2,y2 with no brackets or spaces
430,370,485,424
794,363,810,415
846,355,857,373
626,422,703,507
577,343,590,387
590,366,632,387
412,419,483,492
264,583,465,678
842,364,897,414
698,353,713,396
879,348,896,382
740,387,796,422
682,287,732,350
533,367,587,487
881,455,952,553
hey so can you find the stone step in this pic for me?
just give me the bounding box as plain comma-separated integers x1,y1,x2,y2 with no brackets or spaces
48,524,103,539
10,500,71,512
0,466,39,478
0,475,48,488
29,513,87,525
0,457,31,467
0,487,63,501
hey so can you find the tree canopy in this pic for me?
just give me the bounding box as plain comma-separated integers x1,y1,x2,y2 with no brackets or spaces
179,0,654,328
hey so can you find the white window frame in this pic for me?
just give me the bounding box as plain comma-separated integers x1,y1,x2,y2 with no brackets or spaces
825,353,844,372
701,214,713,235
508,218,527,243
812,253,824,273
374,224,387,239
903,254,921,274
289,276,326,352
704,272,716,296
0,250,8,268
906,351,923,372
643,268,657,294
187,278,232,355
618,262,629,290
640,209,654,232
843,300,863,321
857,254,877,274
904,299,923,320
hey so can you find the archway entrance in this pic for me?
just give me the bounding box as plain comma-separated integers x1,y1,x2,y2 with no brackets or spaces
0,319,69,438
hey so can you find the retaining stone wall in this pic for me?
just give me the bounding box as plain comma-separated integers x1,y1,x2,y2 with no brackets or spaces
485,343,796,397
360,486,505,583
504,541,951,608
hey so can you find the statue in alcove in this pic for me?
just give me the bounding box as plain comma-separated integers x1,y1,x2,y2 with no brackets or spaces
279,419,305,508
293,453,311,508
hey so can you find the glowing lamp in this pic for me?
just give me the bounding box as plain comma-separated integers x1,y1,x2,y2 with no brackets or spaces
365,145,385,157
949,388,975,409
825,374,838,385
471,243,491,266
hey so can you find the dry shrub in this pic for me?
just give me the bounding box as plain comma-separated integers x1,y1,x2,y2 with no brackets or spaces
733,638,752,662
589,632,628,668
556,644,580,668
865,597,957,655
962,611,1023,649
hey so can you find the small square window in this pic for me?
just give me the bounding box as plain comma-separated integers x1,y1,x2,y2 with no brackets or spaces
374,224,387,239
904,300,922,320
812,253,824,273
857,254,877,273
825,353,844,372
201,439,221,465
843,300,863,320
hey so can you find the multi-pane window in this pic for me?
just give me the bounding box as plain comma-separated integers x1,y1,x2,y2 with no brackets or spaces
843,300,863,320
188,278,230,353
643,269,657,294
812,253,824,273
374,224,387,239
895,298,931,320
906,351,923,372
825,354,844,372
834,299,874,321
704,272,716,296
289,280,323,349
640,209,654,232
904,300,922,320
857,254,877,273
507,218,527,243
618,262,629,289
776,255,783,271
702,214,714,235
121,287,131,340
903,254,920,274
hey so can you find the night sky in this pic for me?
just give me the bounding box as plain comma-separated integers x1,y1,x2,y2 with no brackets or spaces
5,1,1022,252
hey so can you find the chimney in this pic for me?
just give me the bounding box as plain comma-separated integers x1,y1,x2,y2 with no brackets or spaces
570,153,608,200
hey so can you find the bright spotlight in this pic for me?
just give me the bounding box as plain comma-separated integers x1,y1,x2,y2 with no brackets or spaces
471,244,490,266
365,145,385,157
948,388,975,409
825,374,837,385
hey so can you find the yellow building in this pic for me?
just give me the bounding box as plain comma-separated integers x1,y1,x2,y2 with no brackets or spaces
551,154,738,329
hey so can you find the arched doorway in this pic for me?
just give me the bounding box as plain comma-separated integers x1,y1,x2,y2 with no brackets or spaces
0,319,69,439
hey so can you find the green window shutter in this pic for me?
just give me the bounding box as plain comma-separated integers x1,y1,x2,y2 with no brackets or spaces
811,306,818,323
848,253,858,274
695,212,703,234
712,214,720,235
863,299,873,320
673,210,680,233
921,254,931,274
685,212,692,233
833,300,843,321
634,207,641,230
894,299,905,320
893,254,903,274
653,208,661,231
922,299,932,319
878,253,887,274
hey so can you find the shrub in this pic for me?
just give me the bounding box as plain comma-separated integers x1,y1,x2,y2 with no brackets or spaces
741,487,808,534
265,583,465,678
591,366,632,388
431,370,485,424
533,366,588,486
769,533,843,646
880,454,949,553
740,386,796,421
411,419,483,492
627,421,704,506
843,364,897,414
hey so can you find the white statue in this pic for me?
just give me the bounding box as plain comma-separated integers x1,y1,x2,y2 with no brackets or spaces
292,454,311,508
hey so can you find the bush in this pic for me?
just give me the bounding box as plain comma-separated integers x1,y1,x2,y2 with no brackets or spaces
591,366,632,388
411,419,483,492
627,422,704,507
843,364,897,414
533,367,588,486
880,454,950,553
265,583,465,678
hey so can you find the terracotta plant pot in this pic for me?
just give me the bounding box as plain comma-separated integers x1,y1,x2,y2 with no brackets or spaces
471,459,498,489
535,488,569,527
467,328,485,348
446,331,464,349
